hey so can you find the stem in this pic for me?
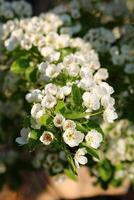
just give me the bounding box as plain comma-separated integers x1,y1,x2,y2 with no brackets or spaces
87,109,104,117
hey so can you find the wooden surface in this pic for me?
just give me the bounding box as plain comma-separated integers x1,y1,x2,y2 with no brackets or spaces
0,168,131,200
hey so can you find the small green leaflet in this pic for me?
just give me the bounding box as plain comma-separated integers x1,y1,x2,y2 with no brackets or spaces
64,168,77,181
63,111,88,119
71,84,83,109
54,101,65,114
11,57,29,74
38,114,52,126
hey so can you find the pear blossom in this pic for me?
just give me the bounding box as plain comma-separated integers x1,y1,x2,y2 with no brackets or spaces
40,131,54,145
74,148,88,168
4,36,18,51
67,63,80,77
62,86,72,96
101,95,115,108
56,88,65,99
25,89,43,103
45,64,61,78
38,62,47,74
41,94,57,109
44,83,57,96
16,128,30,145
103,108,118,123
53,114,65,127
63,120,76,130
63,128,84,147
85,129,103,149
31,103,42,119
82,92,100,110
94,68,109,83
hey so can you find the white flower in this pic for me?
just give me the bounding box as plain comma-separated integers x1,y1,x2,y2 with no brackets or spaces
67,63,80,77
40,131,54,145
41,46,60,62
56,88,65,99
40,46,54,57
63,120,76,130
45,83,57,96
38,62,47,74
53,114,65,127
25,89,43,103
99,82,114,95
4,36,18,51
101,95,115,108
45,64,61,78
82,92,100,110
63,128,84,147
21,37,32,50
92,85,107,98
16,128,30,145
41,94,57,109
78,77,95,91
74,148,87,168
80,66,93,78
49,51,60,62
56,85,71,99
85,129,103,149
103,108,118,123
62,86,71,96
94,68,109,83
31,103,42,119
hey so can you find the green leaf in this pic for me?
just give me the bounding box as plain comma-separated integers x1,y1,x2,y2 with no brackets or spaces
25,67,38,82
67,153,77,175
64,168,77,181
38,115,52,126
54,101,65,114
64,144,77,175
28,138,38,151
82,142,99,159
98,159,113,181
29,130,39,140
11,57,29,74
76,122,88,133
63,111,88,119
28,130,40,151
71,84,83,109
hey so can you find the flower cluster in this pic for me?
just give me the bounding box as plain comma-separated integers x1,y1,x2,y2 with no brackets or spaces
89,120,134,188
10,17,117,175
32,147,67,176
0,0,32,22
2,13,63,52
103,120,134,165
51,0,82,36
84,28,115,53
